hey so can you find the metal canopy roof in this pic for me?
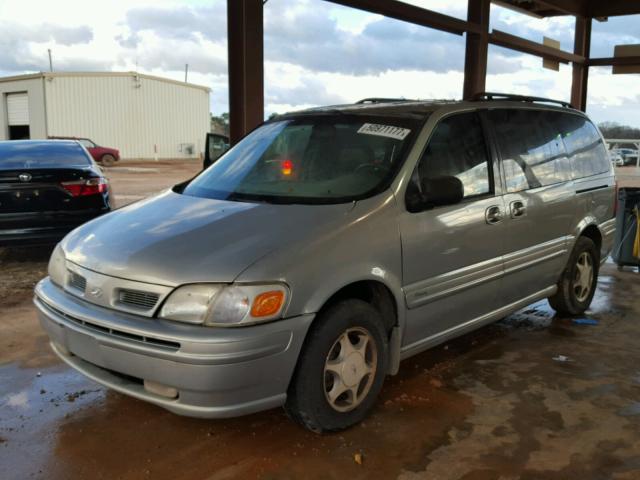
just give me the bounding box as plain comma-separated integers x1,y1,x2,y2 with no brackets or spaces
495,0,640,18
226,0,640,144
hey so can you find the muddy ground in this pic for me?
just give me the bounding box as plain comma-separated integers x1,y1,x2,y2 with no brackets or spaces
1,160,640,480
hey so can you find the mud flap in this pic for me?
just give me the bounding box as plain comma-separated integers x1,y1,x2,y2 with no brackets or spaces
388,326,401,375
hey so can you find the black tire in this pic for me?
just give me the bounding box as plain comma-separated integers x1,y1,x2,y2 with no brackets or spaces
548,236,599,316
285,299,389,433
101,154,116,167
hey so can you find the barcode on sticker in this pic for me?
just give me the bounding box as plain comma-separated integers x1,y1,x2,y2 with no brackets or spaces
357,123,411,141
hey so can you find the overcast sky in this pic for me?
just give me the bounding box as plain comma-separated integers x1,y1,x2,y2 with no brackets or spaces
0,0,639,127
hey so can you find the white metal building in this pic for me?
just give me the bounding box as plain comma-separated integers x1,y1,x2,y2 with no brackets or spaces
0,72,210,160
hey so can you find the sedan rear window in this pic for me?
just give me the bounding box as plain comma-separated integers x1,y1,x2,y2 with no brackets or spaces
0,141,92,170
183,115,421,204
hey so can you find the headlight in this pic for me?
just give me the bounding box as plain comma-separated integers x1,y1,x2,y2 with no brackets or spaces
48,244,66,287
159,283,289,327
157,284,223,324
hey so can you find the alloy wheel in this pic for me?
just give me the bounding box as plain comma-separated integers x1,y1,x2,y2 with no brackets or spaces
323,327,377,413
573,251,594,302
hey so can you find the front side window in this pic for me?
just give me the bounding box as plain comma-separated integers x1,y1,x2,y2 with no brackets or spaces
489,109,572,193
79,139,95,148
411,112,491,200
207,135,229,162
184,115,421,204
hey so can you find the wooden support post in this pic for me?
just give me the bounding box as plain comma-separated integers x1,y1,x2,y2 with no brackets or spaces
571,16,591,111
227,0,264,145
463,0,490,100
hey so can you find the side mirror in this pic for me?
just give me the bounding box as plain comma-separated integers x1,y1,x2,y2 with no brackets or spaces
422,176,464,207
407,175,464,212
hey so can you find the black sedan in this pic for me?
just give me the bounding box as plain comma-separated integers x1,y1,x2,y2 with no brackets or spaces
0,140,111,246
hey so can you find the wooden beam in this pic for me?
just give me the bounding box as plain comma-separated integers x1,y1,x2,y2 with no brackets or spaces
588,56,640,67
227,0,264,145
588,0,640,18
492,0,544,18
323,0,481,35
529,0,587,16
571,17,591,112
489,29,585,64
492,0,587,17
463,0,490,99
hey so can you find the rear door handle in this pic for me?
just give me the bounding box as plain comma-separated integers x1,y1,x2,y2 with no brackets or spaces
485,205,503,225
510,200,526,218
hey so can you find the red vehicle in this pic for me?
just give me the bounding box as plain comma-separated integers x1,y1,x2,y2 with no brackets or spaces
49,136,120,166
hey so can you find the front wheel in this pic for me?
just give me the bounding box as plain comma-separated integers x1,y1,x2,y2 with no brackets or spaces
285,299,389,433
548,236,599,316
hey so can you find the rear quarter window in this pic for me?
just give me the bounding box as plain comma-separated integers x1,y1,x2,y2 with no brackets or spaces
554,114,610,179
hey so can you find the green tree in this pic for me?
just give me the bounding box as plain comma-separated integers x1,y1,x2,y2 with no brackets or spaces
211,113,230,136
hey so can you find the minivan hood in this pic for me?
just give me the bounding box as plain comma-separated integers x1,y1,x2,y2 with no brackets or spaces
62,190,352,286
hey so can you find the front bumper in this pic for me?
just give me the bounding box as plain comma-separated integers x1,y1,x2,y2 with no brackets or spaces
35,277,314,418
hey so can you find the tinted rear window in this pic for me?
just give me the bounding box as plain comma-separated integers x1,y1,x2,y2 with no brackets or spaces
0,141,91,170
489,109,609,192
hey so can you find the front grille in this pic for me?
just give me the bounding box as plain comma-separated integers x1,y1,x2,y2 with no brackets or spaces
117,289,160,311
40,299,180,351
68,271,87,293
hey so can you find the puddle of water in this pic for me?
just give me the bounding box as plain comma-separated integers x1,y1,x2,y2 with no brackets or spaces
500,300,557,330
0,362,106,480
4,391,29,409
618,402,640,417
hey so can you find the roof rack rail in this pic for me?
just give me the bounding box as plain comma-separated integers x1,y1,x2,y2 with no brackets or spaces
356,98,416,104
472,92,573,109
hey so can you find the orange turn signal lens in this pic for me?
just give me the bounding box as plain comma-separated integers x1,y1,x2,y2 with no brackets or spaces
251,291,285,318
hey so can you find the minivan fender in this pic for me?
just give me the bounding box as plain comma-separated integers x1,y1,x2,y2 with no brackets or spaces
572,216,603,250
298,270,406,376
302,270,406,328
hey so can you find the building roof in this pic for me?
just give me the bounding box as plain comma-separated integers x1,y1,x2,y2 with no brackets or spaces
0,71,210,92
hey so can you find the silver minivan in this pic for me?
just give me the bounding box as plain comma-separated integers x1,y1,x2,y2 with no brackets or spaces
35,95,616,432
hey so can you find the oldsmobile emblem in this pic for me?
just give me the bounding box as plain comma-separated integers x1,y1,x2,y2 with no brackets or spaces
88,287,103,299
18,173,32,182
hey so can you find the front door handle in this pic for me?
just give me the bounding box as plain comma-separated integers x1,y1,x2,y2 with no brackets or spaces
510,200,526,218
485,205,503,225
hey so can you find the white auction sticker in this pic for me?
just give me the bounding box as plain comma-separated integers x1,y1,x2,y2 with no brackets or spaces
357,123,411,141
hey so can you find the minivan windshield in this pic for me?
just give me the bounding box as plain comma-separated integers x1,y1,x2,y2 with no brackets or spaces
183,115,421,204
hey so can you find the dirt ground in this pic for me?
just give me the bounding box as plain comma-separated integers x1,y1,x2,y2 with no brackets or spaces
1,160,640,480
616,165,640,189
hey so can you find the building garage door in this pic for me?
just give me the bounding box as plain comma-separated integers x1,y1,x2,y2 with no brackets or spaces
6,92,30,139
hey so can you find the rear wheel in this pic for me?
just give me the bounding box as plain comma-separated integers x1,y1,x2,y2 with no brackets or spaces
548,236,599,315
285,299,388,433
100,154,116,167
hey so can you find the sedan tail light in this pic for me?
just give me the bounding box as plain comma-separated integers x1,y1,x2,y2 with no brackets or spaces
61,177,108,197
